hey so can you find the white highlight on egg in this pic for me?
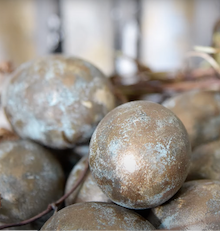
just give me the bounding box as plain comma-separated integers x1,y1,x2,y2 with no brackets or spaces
82,101,92,108
121,153,137,173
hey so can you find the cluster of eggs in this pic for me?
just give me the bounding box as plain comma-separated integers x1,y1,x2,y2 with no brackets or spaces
0,55,220,230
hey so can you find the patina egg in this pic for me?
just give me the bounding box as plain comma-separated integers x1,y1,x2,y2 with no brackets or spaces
41,202,155,230
187,139,220,181
89,101,191,209
147,180,220,230
0,139,64,224
3,56,116,149
65,156,110,206
163,90,220,148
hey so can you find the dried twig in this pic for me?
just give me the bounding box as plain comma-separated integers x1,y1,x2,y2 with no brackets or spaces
194,46,220,54
0,158,89,230
185,51,220,78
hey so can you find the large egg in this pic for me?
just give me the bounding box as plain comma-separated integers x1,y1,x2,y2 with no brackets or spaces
41,202,155,230
163,90,220,148
89,101,191,209
0,139,64,223
187,139,220,181
148,180,220,230
3,56,115,148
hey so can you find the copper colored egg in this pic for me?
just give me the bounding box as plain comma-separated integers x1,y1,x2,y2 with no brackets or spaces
163,90,220,148
3,56,116,149
41,202,155,230
187,139,220,181
65,156,110,206
147,180,220,230
0,139,64,224
89,101,191,209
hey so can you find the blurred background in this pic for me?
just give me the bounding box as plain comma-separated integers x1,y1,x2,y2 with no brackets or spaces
0,0,220,76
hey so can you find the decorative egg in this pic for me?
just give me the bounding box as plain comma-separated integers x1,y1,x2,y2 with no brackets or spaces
3,56,116,148
0,140,64,223
148,180,220,230
41,202,155,230
89,101,191,209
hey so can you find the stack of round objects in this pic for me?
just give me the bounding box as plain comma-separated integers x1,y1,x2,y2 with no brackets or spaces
0,56,117,230
3,55,220,230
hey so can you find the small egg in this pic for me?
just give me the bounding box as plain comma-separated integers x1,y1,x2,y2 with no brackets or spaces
65,156,110,205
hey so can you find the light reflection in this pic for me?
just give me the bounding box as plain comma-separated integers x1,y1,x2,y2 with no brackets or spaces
121,153,137,173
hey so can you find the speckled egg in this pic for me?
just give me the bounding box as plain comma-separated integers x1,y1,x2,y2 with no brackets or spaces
65,156,110,206
147,180,220,230
41,202,155,230
187,139,220,181
89,101,191,209
3,56,116,148
0,139,64,223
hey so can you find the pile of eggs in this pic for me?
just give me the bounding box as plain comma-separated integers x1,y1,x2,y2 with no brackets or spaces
0,55,220,230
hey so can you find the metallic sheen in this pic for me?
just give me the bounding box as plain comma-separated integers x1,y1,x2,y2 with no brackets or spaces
148,180,220,230
89,101,191,209
0,140,64,223
41,202,155,230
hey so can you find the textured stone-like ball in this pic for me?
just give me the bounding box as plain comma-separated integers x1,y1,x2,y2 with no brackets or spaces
148,180,220,230
187,139,220,181
0,139,64,223
89,101,191,209
41,202,155,230
162,90,220,148
3,56,115,148
65,156,110,206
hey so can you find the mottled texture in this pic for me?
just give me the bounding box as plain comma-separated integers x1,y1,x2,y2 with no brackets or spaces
89,101,191,209
148,180,220,230
3,56,116,149
187,139,220,181
163,90,220,148
65,156,110,206
0,140,64,223
41,202,155,230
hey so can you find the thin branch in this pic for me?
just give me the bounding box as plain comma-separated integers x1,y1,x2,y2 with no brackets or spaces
185,51,220,79
0,158,89,230
194,45,220,54
55,157,88,205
